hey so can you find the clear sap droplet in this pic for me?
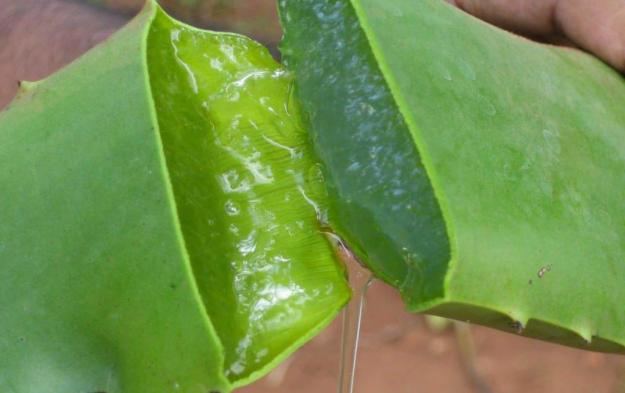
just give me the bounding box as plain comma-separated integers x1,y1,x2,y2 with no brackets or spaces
237,231,257,256
225,199,241,216
228,223,240,236
219,169,252,193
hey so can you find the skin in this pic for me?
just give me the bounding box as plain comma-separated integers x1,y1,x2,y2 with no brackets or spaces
447,0,625,71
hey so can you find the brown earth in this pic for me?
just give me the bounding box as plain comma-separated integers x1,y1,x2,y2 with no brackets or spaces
1,1,624,392
242,282,625,393
78,0,282,51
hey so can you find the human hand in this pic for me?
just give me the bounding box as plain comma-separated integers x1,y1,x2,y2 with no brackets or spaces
447,0,625,71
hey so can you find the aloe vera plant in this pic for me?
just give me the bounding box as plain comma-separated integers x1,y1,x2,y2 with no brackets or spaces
2,0,625,391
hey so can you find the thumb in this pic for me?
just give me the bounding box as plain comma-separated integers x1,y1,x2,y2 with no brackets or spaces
447,0,625,72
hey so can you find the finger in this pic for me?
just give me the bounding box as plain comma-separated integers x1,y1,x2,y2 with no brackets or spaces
556,0,625,71
453,0,559,36
452,0,625,71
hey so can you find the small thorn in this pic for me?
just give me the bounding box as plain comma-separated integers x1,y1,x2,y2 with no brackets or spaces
509,320,524,334
17,80,40,91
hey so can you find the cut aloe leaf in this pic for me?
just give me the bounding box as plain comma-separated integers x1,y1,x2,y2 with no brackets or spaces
279,0,625,352
0,2,348,392
147,9,349,386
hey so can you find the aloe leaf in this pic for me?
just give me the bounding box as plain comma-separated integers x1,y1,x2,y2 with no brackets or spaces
147,9,349,386
0,3,348,392
279,0,625,352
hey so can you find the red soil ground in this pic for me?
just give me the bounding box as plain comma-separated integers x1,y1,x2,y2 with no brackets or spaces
2,1,624,392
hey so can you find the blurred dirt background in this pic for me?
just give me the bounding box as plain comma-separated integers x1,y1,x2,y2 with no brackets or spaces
1,1,624,392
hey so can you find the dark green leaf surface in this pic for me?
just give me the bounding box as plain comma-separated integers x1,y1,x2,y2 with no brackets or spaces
278,0,450,308
0,3,348,392
280,0,625,352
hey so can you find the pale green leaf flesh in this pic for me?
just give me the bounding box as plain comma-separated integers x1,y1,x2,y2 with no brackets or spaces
0,3,348,392
279,0,625,352
147,9,349,386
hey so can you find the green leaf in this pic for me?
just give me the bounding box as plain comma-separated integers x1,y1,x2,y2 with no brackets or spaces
279,0,625,352
147,9,349,386
0,3,348,392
